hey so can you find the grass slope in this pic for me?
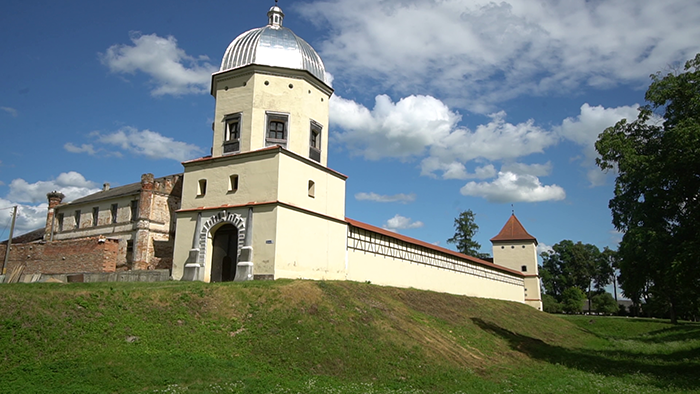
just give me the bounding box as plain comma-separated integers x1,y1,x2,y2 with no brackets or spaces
0,280,698,393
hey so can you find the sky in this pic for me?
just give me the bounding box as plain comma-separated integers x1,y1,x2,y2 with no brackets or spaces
1,0,699,260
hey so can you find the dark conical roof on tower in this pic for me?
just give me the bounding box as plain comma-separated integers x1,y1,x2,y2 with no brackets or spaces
490,214,537,245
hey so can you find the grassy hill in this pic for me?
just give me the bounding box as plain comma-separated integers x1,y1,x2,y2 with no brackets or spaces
0,280,698,393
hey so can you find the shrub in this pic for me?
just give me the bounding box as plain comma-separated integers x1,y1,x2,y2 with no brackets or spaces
592,292,618,315
561,287,585,314
542,294,562,313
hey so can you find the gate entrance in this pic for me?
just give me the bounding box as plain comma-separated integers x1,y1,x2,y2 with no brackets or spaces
211,224,238,282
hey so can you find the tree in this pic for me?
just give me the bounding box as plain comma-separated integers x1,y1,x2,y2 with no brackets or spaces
595,54,700,323
592,292,618,315
561,287,585,314
542,294,562,314
447,210,490,259
539,240,605,308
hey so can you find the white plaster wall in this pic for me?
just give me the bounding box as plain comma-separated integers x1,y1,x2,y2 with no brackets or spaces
172,205,279,281
492,241,542,308
346,248,525,303
212,72,254,157
180,152,280,210
492,242,539,275
212,67,331,165
273,206,347,280
277,153,346,220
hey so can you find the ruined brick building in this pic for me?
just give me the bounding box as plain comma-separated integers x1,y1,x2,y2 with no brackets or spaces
44,173,182,271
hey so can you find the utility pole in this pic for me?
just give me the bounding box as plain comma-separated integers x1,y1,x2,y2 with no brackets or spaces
2,205,18,275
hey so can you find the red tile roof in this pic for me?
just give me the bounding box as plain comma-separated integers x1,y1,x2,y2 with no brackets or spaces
490,214,537,245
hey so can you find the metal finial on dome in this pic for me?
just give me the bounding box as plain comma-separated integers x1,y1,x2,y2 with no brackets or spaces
268,2,284,28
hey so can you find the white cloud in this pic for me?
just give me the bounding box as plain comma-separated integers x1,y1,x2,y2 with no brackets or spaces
66,127,202,162
420,160,498,180
100,32,217,96
300,0,700,111
1,172,101,236
332,95,557,181
555,103,640,186
1,107,18,117
355,192,416,203
500,162,552,177
0,199,48,237
460,171,565,203
64,143,98,155
7,172,100,203
382,214,424,232
331,94,459,160
537,242,554,256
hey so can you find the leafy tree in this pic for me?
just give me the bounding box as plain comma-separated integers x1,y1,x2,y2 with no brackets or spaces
592,292,618,315
542,294,562,314
561,287,585,314
595,54,700,324
447,210,490,259
539,240,604,306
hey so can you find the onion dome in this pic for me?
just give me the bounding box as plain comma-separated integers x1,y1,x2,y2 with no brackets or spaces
220,5,329,85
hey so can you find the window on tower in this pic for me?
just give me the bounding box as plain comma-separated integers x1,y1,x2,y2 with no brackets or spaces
309,120,322,162
265,113,288,148
223,114,241,154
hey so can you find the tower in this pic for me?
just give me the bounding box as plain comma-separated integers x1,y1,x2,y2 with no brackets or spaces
491,214,542,310
172,4,347,283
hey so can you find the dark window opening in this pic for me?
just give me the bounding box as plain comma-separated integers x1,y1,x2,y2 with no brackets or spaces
130,201,139,223
111,203,118,223
92,207,99,227
308,180,316,198
74,210,81,229
57,213,64,232
229,175,239,192
521,265,527,272
223,115,241,154
309,121,322,162
265,114,288,148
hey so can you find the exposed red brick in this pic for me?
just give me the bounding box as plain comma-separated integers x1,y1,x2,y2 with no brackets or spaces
0,237,118,275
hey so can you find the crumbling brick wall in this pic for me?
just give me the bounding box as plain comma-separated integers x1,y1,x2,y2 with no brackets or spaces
0,238,119,275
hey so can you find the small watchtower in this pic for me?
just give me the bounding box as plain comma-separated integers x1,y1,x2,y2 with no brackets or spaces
491,214,542,310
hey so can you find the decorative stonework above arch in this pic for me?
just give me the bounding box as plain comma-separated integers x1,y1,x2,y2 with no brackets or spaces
197,210,246,265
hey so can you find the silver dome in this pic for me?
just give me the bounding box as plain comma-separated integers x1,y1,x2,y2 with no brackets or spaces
220,6,328,85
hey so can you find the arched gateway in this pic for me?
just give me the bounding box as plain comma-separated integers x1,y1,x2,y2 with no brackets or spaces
197,211,246,282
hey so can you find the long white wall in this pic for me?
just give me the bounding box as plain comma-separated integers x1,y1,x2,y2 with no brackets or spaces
345,224,525,303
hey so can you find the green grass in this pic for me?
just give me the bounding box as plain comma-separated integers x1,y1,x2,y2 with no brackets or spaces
0,280,698,393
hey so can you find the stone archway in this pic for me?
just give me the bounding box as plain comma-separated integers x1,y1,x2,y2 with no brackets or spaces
196,210,246,266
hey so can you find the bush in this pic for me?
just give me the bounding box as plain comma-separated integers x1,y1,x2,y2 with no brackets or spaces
592,292,618,315
561,287,585,314
542,294,562,313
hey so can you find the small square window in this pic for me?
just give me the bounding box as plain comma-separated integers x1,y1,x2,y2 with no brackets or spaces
229,175,239,192
92,207,99,227
265,113,288,148
521,265,528,272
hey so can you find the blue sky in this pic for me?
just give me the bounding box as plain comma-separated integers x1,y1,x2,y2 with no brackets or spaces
1,0,699,259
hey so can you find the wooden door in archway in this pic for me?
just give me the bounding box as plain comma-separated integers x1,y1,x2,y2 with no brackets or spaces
211,224,238,282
